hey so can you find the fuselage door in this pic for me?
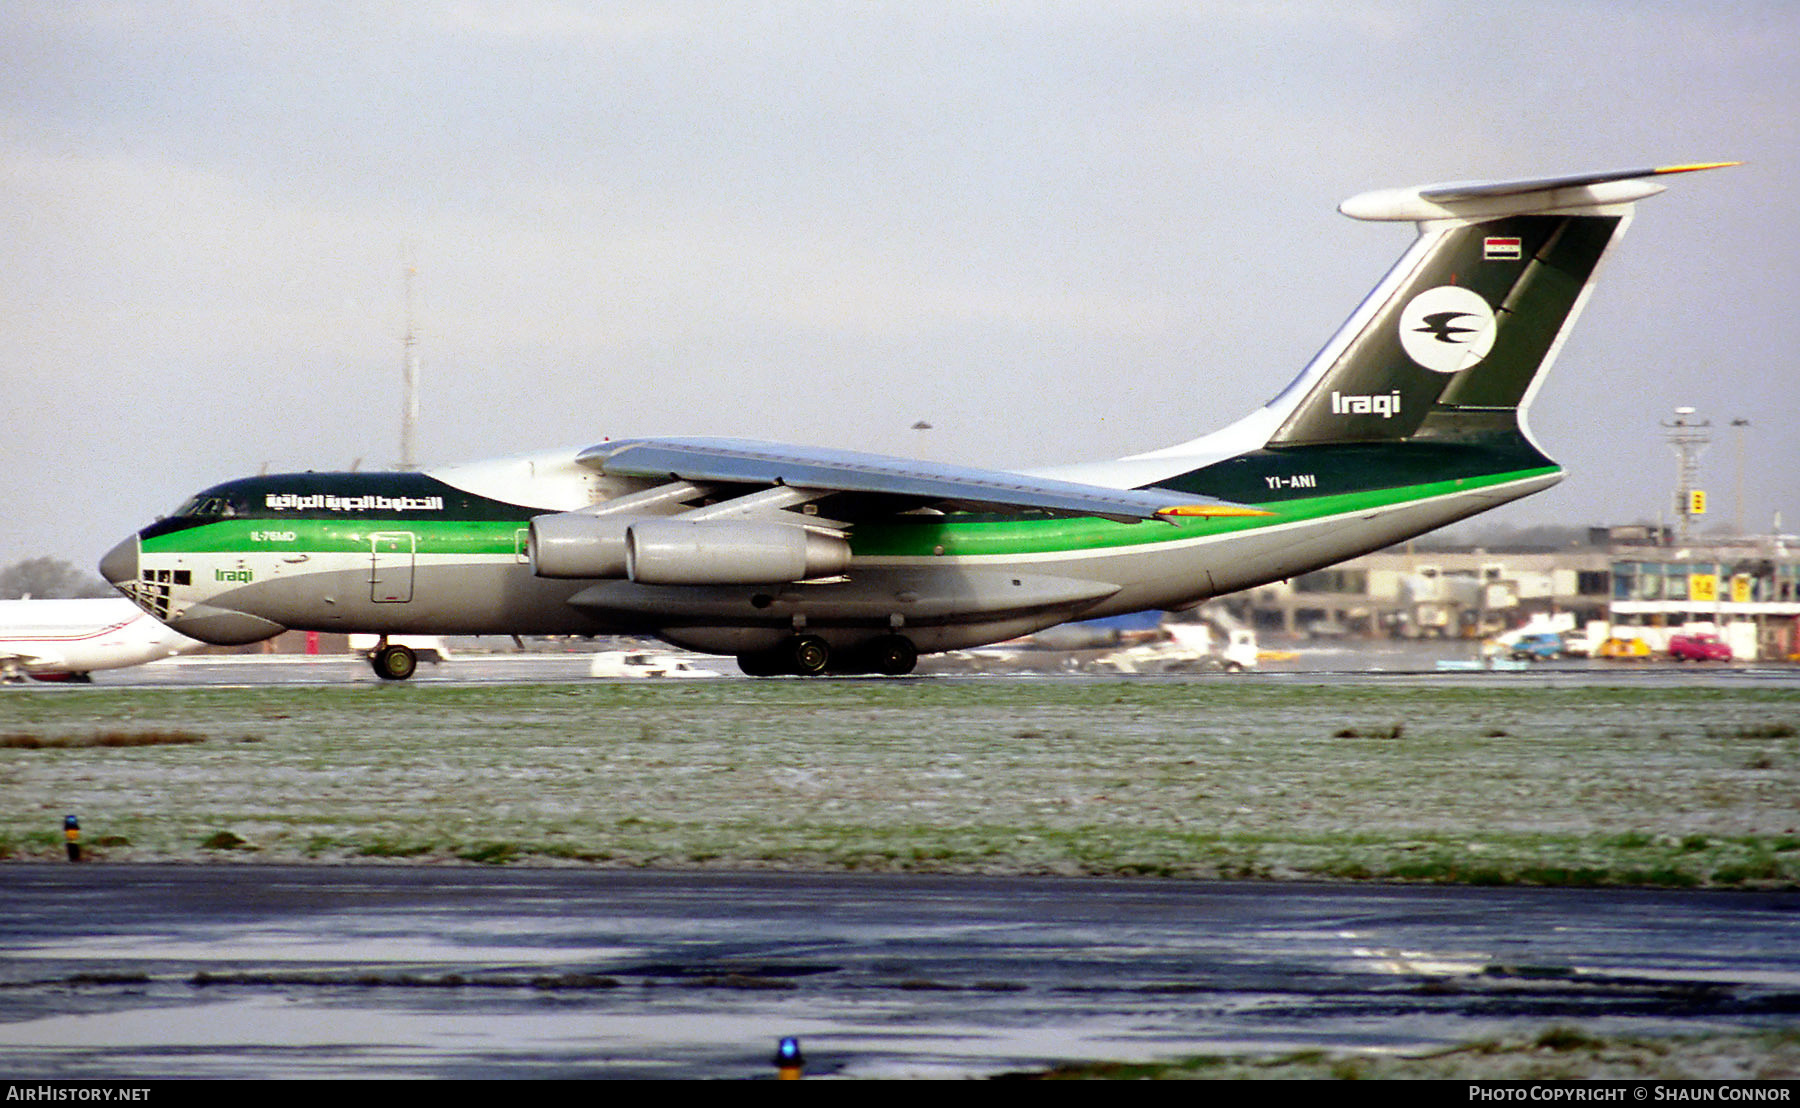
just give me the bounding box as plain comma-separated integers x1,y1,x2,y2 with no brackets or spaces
371,532,416,603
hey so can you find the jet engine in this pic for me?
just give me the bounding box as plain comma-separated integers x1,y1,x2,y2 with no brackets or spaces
528,513,632,579
530,514,850,585
625,520,850,585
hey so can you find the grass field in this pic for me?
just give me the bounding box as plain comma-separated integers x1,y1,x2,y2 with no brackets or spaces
3,679,1798,886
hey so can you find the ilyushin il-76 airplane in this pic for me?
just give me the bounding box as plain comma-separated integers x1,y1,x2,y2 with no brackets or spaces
101,163,1734,680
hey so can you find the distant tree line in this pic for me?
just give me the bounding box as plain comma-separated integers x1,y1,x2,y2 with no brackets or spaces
0,557,116,600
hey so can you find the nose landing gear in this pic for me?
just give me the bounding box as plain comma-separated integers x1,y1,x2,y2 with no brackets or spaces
369,639,418,681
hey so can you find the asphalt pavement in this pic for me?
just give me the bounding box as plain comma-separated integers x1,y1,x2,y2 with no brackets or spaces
1,865,1796,1078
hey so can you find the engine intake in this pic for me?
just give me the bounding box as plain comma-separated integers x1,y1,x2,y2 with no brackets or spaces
626,520,850,585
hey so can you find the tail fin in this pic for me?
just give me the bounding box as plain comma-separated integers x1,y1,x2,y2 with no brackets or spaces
1264,163,1738,449
1061,164,1733,496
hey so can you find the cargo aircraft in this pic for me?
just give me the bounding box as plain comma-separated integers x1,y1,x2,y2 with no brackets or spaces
101,164,1733,679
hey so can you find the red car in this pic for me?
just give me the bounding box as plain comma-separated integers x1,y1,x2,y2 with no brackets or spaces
1669,633,1732,662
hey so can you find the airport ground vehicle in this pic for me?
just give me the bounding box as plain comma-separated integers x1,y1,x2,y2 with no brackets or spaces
588,651,722,678
1596,636,1652,660
1560,630,1593,658
1509,632,1564,662
1668,632,1731,662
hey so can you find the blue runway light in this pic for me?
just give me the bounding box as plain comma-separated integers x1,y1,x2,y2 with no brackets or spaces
772,1036,805,1077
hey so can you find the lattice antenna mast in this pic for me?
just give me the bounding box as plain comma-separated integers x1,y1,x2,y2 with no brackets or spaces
1661,406,1710,543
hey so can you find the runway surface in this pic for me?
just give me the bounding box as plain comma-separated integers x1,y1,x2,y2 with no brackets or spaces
1,865,1797,1078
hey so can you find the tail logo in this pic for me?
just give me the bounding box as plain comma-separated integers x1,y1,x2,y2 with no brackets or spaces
1399,286,1496,374
1416,312,1478,343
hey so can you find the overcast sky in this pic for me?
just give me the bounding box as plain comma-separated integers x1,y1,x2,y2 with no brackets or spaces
4,1,1795,570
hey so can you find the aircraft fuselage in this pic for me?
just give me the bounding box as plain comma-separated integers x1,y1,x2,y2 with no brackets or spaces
102,445,1557,659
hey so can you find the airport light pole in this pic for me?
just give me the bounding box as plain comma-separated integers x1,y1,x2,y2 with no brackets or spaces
400,248,421,472
1729,418,1750,536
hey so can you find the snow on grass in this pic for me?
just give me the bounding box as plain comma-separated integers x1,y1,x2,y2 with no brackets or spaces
2,680,1796,885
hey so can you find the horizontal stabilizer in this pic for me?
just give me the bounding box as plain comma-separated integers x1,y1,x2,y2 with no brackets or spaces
1340,162,1739,222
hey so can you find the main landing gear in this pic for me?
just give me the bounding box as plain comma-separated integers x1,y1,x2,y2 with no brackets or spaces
736,634,918,678
368,639,418,681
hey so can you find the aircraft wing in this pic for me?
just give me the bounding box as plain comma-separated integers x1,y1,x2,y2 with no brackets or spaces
577,437,1266,523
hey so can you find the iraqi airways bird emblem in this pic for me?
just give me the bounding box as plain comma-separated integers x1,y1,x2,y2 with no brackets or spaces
1415,311,1479,344
1398,286,1497,373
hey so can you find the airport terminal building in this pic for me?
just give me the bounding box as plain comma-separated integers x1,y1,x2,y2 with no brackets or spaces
1239,526,1800,661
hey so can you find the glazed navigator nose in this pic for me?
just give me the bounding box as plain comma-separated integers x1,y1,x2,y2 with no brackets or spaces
99,535,139,590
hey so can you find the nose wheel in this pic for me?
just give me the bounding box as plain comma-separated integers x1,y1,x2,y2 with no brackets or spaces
369,641,418,681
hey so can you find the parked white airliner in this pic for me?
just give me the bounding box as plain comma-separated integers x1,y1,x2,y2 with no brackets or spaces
0,598,206,682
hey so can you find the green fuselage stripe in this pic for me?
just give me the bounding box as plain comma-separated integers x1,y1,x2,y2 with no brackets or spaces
140,521,526,558
139,467,1555,563
852,466,1554,557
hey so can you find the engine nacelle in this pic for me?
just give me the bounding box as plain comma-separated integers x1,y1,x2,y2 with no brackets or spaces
625,520,851,585
529,513,633,579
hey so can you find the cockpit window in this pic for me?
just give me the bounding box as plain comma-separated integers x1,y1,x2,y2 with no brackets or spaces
172,495,237,519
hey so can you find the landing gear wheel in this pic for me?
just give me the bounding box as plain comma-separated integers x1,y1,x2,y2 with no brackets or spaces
868,634,918,676
371,643,418,681
786,635,831,676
